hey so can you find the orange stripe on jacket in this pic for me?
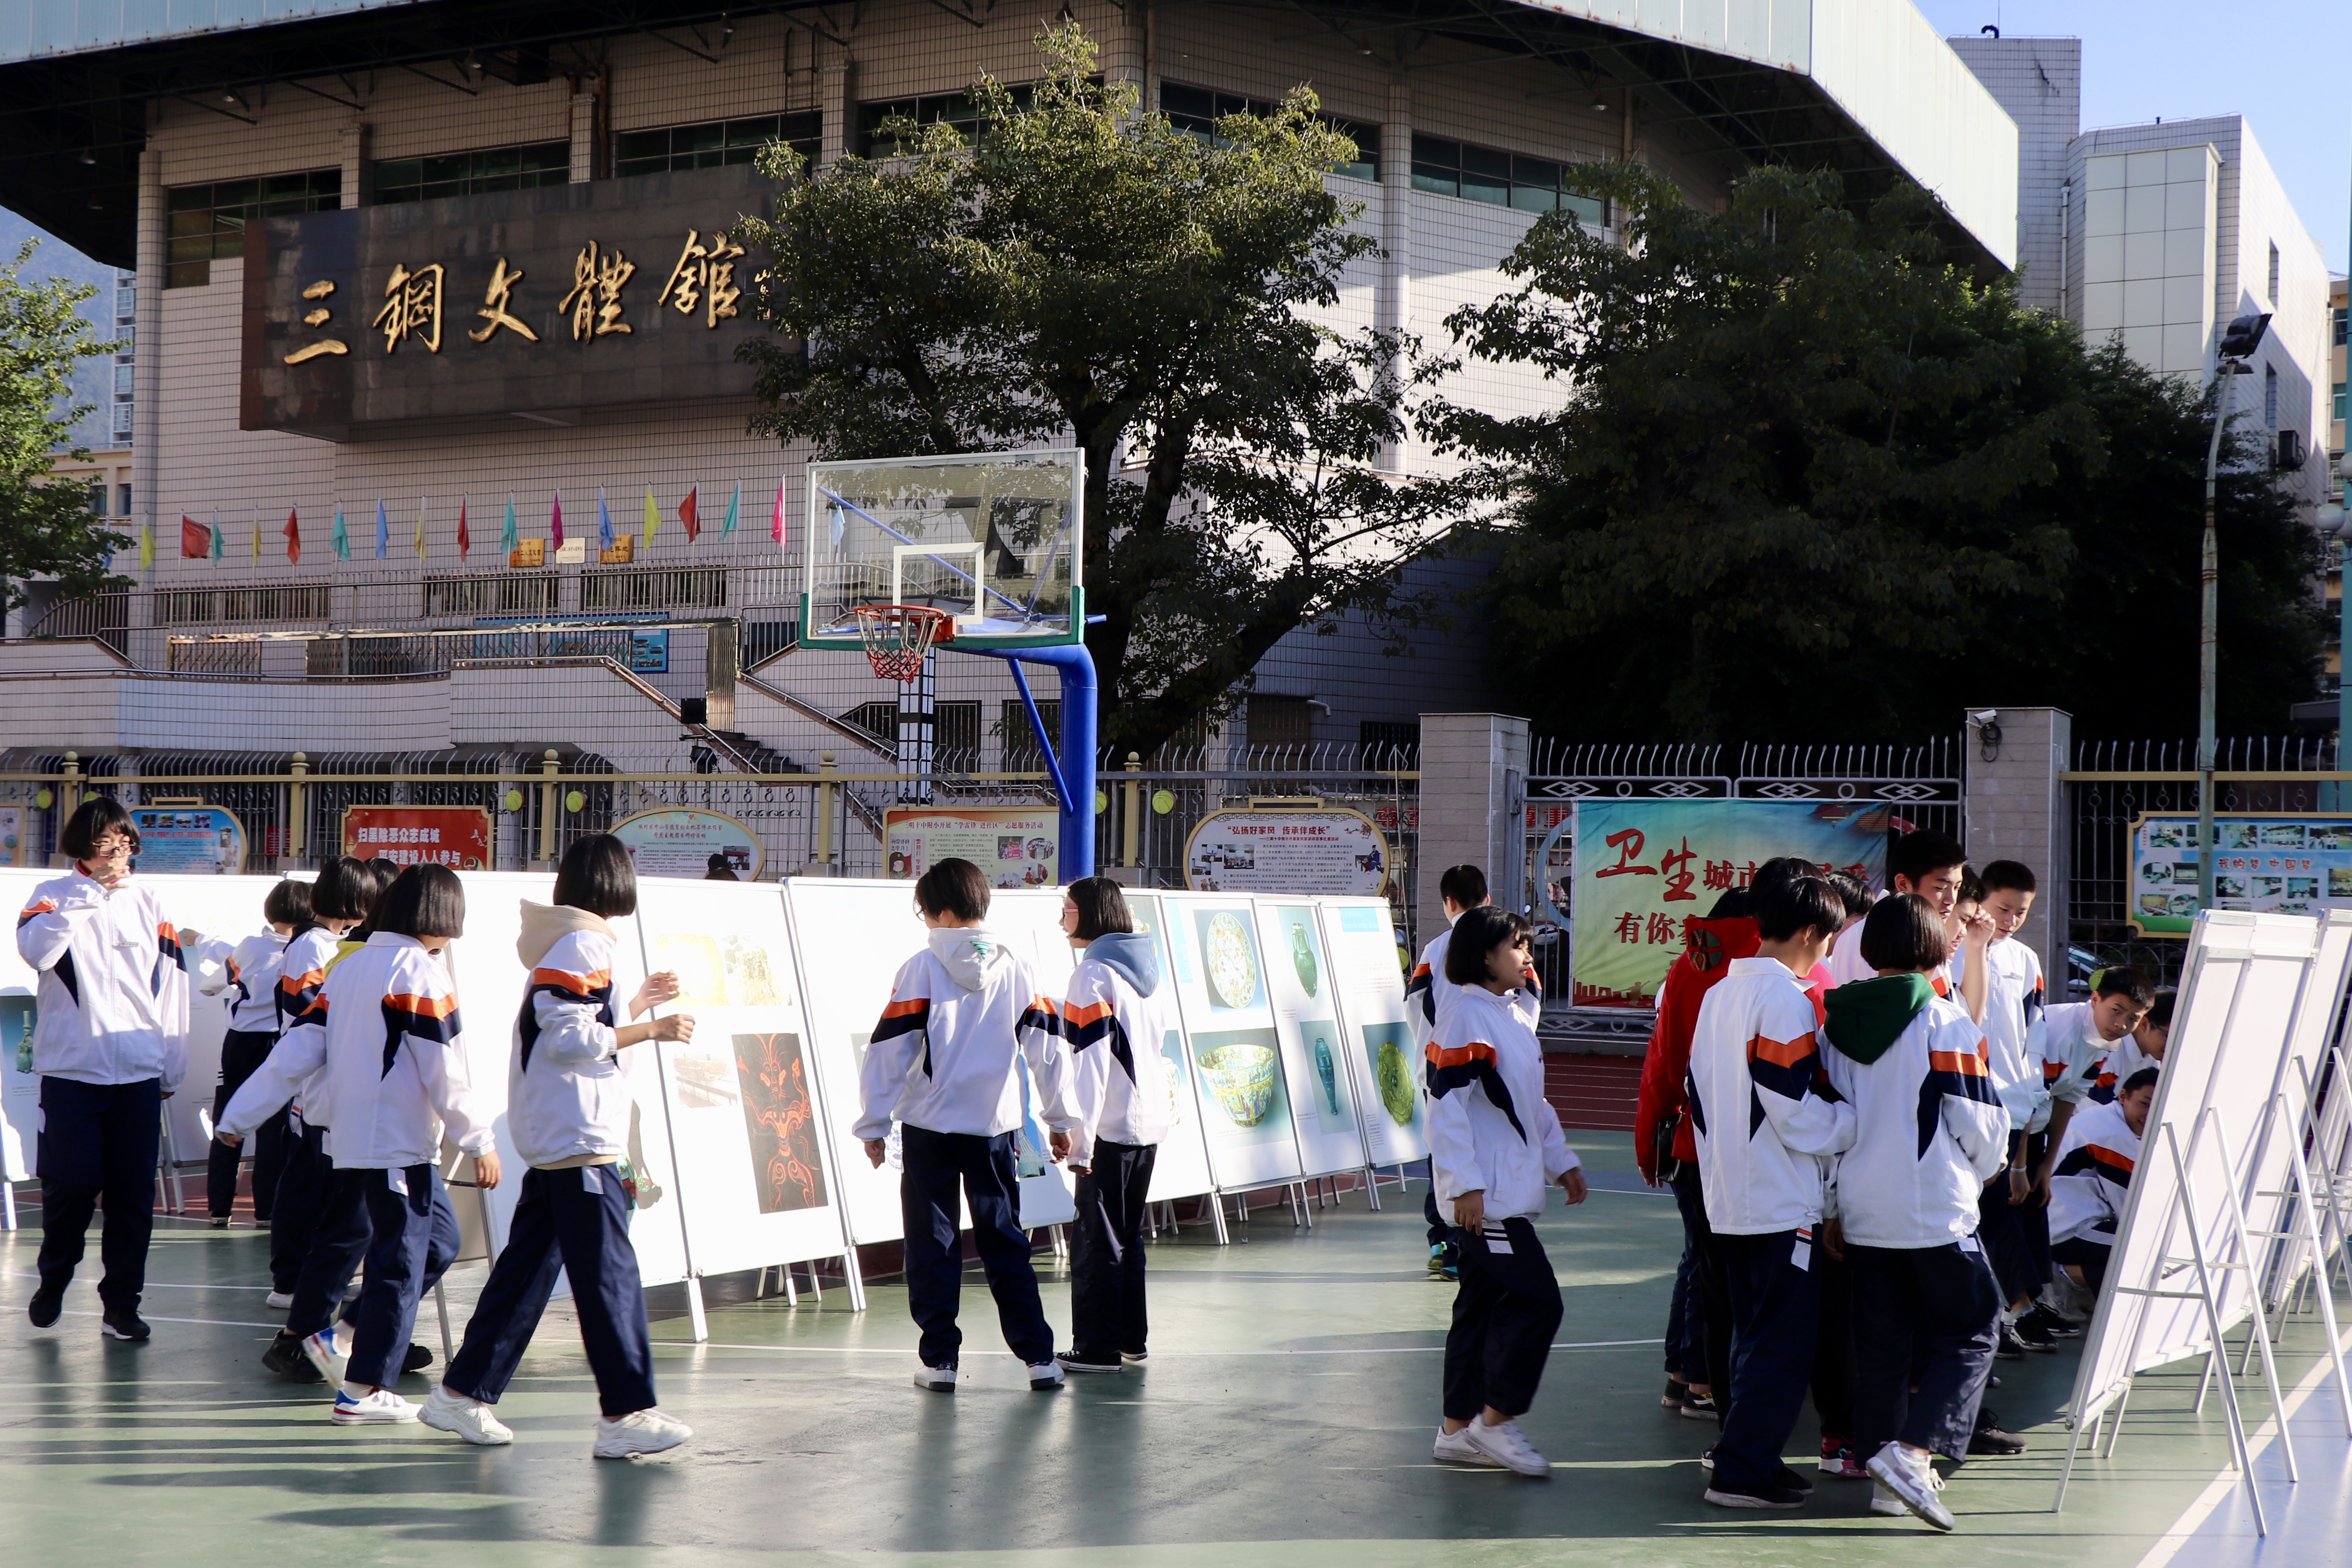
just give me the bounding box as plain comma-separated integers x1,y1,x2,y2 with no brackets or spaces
281,968,325,994
1030,995,1062,1017
384,990,458,1020
1930,1048,1989,1077
530,967,611,996
1425,1041,1497,1069
1063,1000,1115,1030
879,997,927,1020
2089,1144,2136,1175
20,899,57,917
1749,1031,1818,1069
1930,974,1952,998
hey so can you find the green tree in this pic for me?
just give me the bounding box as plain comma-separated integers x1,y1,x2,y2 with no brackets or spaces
0,238,126,610
1438,164,2322,743
734,23,1463,756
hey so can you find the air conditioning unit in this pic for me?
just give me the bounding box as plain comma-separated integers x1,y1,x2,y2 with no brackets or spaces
2276,428,2306,470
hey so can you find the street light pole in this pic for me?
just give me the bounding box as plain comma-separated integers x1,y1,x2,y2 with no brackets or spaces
2197,313,2272,913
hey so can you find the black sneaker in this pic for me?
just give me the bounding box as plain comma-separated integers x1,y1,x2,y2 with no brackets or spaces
27,1282,64,1329
2021,1304,2081,1340
262,1331,323,1382
1994,1323,2027,1361
1662,1377,1689,1410
402,1342,434,1375
2011,1313,2058,1351
1679,1391,1719,1420
1121,1349,1149,1364
1703,1480,1807,1510
1054,1350,1124,1374
1969,1414,2028,1456
1773,1464,1817,1497
100,1305,151,1341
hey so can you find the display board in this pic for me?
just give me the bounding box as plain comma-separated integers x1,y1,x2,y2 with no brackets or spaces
2244,909,2352,1304
612,808,762,881
1184,809,1391,896
632,877,849,1276
129,807,246,875
0,806,26,868
0,869,43,1182
1320,896,1426,1168
1159,891,1308,1189
1254,900,1369,1178
883,806,1060,888
1122,893,1218,1204
989,887,1087,1229
2128,813,2352,935
2067,911,2319,1425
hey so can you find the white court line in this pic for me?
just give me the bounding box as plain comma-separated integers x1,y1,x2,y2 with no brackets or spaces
54,1308,285,1330
2132,1321,2352,1568
4,1268,275,1293
660,1337,1666,1358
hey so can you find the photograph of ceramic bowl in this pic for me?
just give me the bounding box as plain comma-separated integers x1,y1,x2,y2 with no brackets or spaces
1204,912,1261,1008
1375,1040,1416,1127
1197,1042,1279,1126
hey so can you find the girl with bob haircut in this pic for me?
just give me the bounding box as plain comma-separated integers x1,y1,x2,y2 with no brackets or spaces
200,878,314,1228
424,835,697,1458
1820,894,2007,1532
1428,904,1587,1478
1051,876,1178,1373
17,797,217,1342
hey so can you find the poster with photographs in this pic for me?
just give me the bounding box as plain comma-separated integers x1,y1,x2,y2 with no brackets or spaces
0,868,42,1184
2128,814,2352,936
1254,900,1369,1179
631,878,849,1275
1319,896,1427,1167
1159,891,1307,1189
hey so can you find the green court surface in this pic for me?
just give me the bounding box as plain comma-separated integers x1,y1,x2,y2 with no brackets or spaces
0,1133,2324,1566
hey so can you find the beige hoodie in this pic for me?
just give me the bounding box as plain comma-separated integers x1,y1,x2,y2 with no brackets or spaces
518,900,611,968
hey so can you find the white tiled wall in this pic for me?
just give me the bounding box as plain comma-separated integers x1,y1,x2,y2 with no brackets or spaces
2079,145,2217,378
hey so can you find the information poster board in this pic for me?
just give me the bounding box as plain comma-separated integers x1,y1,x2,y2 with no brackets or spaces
1123,893,1218,1204
1185,809,1391,896
0,868,42,1183
2128,813,2352,935
634,878,848,1275
613,809,762,881
989,887,1084,1228
1255,900,1367,1178
1570,800,1891,1008
0,805,26,868
1160,891,1307,1189
130,806,246,875
1321,896,1427,1167
883,806,1059,888
343,805,493,870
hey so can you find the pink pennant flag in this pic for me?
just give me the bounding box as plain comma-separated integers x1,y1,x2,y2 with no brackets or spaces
770,478,785,546
551,491,565,547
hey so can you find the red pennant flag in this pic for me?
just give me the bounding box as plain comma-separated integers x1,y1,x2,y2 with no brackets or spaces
181,516,209,558
551,491,564,547
284,508,301,564
679,486,700,543
457,496,470,560
770,478,785,545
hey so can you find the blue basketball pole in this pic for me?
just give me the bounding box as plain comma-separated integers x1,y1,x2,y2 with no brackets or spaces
971,641,1098,880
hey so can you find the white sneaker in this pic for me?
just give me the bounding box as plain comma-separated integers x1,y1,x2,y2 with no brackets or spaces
912,1360,958,1393
1433,1424,1492,1466
1865,1442,1953,1531
330,1384,419,1425
593,1408,692,1459
1870,1480,1909,1517
301,1326,349,1385
420,1386,513,1445
265,1290,294,1310
1462,1415,1550,1478
1027,1359,1065,1390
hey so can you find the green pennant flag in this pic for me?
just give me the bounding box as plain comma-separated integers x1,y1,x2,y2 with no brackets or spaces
333,506,350,561
501,493,518,553
721,481,740,539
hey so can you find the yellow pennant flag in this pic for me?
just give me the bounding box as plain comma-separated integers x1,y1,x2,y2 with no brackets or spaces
414,497,427,559
251,509,262,561
138,522,154,571
643,486,659,546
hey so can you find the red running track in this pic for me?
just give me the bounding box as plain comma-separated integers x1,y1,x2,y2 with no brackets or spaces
1546,1052,1642,1132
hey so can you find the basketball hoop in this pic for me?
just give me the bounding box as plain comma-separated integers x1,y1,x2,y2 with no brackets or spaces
854,603,952,683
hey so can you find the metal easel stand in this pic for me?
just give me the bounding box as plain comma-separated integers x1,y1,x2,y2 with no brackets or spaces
2242,1076,2352,1437
1,1175,16,1232
154,1105,185,1214
433,1281,455,1364
1287,1183,1312,1229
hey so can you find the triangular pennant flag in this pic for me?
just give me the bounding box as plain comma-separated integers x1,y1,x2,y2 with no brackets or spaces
679,485,700,543
373,499,388,560
332,505,350,562
770,478,785,546
643,486,660,546
251,508,262,561
721,481,740,539
414,497,427,560
285,508,302,565
501,494,518,553
597,488,615,552
139,521,155,571
551,491,564,547
210,509,223,562
457,496,470,560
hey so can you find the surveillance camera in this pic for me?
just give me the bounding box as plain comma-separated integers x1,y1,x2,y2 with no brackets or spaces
1970,709,1998,725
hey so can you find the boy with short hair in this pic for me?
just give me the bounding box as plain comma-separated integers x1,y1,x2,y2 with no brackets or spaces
1411,865,1493,1280
1827,833,1984,1015
1969,861,2059,1357
2047,1066,2156,1296
2090,989,2171,1102
1688,874,1856,1510
858,858,1078,1394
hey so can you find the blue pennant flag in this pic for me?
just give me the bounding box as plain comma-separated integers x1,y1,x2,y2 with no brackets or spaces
597,488,615,553
373,499,388,560
721,481,740,539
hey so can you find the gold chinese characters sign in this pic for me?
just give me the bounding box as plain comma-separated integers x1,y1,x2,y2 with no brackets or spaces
240,163,782,439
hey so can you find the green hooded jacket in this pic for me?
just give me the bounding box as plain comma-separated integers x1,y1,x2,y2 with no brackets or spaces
1822,973,1936,1065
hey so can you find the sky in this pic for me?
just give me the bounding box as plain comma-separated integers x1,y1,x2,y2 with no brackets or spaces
1916,0,2351,273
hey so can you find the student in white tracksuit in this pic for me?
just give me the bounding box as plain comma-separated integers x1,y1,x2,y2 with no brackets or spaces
856,857,1077,1394
2047,1069,2156,1292
1425,905,1586,1479
199,878,311,1226
1819,895,2011,1533
1052,877,1177,1374
15,798,220,1340
424,835,696,1458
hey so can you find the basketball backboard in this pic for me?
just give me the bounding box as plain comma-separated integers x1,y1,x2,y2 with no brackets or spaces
800,449,1083,651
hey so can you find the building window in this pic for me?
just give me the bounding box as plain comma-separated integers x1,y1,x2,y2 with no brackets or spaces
859,85,1059,156
372,142,569,207
1359,719,1420,768
1000,699,1062,772
85,484,104,517
2266,364,2279,430
1159,83,1379,181
936,701,983,772
1246,694,1315,752
845,701,898,744
2267,242,2280,302
616,113,823,177
421,573,560,618
166,170,342,288
2335,384,2347,421
2336,306,2348,347
116,482,132,517
1411,135,1603,223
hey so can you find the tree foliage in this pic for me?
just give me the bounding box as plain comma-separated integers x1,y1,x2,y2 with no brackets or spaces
735,23,1463,755
0,239,126,610
1437,164,2323,743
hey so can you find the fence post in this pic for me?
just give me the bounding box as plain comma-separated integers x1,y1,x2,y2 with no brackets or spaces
289,751,308,865
1122,752,1142,869
60,751,80,820
1414,714,1530,943
536,749,560,870
815,751,836,871
1961,705,2072,985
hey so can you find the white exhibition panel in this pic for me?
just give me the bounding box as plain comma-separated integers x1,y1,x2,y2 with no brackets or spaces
2069,911,2318,1420
1253,899,1369,1179
1158,890,1309,1189
990,886,1085,1229
1124,893,1217,1204
632,876,851,1276
2245,908,2352,1301
1318,897,1427,1167
0,867,48,1181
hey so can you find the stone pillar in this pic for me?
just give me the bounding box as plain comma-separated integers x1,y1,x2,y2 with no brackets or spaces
1961,705,2072,984
1415,713,1530,942
819,55,855,169
337,122,371,209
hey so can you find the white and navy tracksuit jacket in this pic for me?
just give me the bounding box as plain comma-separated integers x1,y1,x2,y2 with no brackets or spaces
1687,957,1854,1236
2087,1033,2159,1105
1980,936,2050,1133
214,929,291,1035
14,871,202,1092
2041,1001,2126,1106
854,926,1076,1142
1408,915,1543,1059
1424,984,1580,1219
1820,989,2010,1249
507,906,631,1169
1061,932,1176,1167
2048,1097,2139,1247
220,933,493,1168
